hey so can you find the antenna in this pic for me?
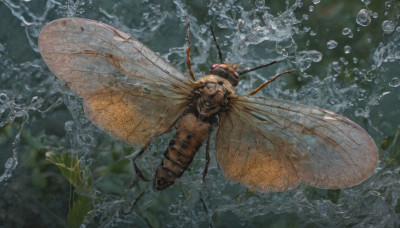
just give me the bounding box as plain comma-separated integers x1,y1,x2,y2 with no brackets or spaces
238,60,282,75
210,24,223,63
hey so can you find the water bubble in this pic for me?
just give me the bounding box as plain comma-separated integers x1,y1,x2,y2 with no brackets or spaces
276,37,295,55
168,205,180,215
308,51,322,62
309,6,314,12
389,77,400,87
0,93,9,104
30,96,43,110
344,45,352,54
339,57,348,65
294,192,304,200
326,40,338,49
382,20,395,34
332,61,341,70
356,9,371,27
312,0,320,4
297,1,303,7
361,0,371,5
5,158,14,169
297,50,322,71
342,28,351,35
65,120,75,132
255,0,265,8
55,97,63,106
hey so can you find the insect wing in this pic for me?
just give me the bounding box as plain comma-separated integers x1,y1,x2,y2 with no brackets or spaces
39,18,194,146
215,95,378,192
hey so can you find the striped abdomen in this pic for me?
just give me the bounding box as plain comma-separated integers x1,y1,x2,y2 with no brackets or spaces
155,113,211,190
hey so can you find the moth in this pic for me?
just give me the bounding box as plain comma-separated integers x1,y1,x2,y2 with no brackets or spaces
38,18,378,192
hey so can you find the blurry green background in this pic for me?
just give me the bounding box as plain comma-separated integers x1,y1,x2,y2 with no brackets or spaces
0,0,399,227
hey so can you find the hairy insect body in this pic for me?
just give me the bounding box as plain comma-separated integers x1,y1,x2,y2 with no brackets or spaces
155,113,211,189
155,75,233,190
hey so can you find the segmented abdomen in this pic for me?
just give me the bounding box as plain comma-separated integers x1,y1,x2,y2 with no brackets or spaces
155,113,211,190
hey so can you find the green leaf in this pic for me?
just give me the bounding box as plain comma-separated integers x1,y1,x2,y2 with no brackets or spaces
46,151,83,187
67,195,93,228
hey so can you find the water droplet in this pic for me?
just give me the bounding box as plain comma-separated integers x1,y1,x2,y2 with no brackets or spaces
396,27,400,32
344,45,352,54
372,12,378,18
310,30,317,36
55,97,63,106
342,28,351,35
30,96,43,110
294,192,304,200
309,51,322,62
389,77,400,87
303,14,309,20
297,50,322,71
362,0,371,5
168,205,180,215
356,9,371,27
355,108,365,117
255,0,265,8
309,6,314,12
339,57,348,65
0,93,9,104
297,1,303,7
312,0,320,4
382,20,395,34
65,121,75,132
5,158,14,169
326,40,338,49
353,57,358,64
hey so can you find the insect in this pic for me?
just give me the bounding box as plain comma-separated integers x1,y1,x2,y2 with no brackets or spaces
38,18,378,192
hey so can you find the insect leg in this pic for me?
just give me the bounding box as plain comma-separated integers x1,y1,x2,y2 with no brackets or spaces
133,141,152,182
247,69,295,96
121,191,145,215
202,134,211,182
186,20,196,80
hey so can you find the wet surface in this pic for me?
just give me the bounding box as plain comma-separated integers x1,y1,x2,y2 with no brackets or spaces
0,0,399,227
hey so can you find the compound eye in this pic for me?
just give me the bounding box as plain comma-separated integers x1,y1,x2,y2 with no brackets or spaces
210,64,220,70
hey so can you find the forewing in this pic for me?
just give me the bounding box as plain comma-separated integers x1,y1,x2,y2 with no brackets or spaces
215,96,378,192
39,18,193,146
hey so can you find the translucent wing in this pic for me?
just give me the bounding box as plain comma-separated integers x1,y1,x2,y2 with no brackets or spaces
39,18,194,146
215,95,378,192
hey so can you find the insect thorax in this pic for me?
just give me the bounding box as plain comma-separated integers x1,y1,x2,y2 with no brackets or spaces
193,75,234,120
